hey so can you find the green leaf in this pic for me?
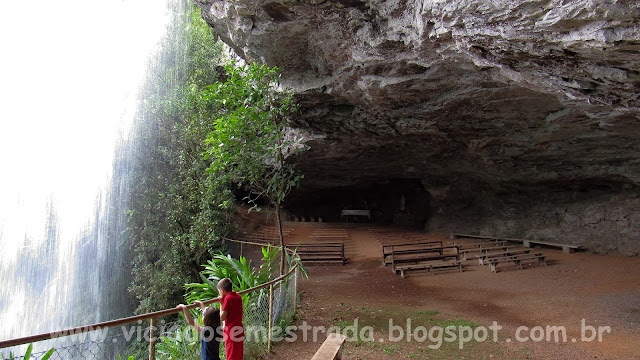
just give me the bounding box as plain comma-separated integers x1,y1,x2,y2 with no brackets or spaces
41,348,55,360
24,344,32,360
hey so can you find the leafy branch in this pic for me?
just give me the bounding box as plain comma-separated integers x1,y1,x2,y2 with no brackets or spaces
202,63,304,275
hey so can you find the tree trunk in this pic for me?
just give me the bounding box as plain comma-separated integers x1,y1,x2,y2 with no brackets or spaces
275,202,286,276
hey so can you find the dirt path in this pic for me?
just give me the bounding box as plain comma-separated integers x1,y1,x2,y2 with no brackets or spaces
259,223,640,360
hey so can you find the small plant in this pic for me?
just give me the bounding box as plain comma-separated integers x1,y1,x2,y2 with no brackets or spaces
184,252,270,307
184,245,306,306
1,344,54,360
381,344,399,355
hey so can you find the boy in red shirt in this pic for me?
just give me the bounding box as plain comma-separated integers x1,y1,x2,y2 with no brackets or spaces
217,278,244,360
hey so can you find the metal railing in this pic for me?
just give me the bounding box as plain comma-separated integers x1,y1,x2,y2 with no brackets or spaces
1,238,300,360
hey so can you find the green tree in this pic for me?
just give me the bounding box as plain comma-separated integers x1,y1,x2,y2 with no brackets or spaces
202,64,304,275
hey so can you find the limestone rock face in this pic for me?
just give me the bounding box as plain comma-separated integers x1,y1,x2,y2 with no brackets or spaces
197,0,640,253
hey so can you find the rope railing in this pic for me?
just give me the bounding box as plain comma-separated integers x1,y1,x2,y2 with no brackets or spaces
221,236,292,259
0,237,300,359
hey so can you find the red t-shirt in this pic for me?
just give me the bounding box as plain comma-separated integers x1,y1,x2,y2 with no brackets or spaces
222,292,243,336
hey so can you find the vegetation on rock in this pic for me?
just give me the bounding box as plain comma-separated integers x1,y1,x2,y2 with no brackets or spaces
126,2,233,314
126,0,303,314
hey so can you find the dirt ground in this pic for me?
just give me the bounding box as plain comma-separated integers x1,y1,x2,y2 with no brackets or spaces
252,222,640,360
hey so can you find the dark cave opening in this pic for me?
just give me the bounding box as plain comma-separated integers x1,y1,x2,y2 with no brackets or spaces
285,178,430,229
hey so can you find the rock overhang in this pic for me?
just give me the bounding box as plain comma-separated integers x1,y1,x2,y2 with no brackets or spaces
196,1,640,249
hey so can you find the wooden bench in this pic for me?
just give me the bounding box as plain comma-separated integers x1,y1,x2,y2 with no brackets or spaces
311,333,346,360
388,246,458,268
459,245,520,261
394,260,463,277
311,230,347,236
475,248,534,265
405,235,435,241
382,241,443,265
287,242,345,264
312,234,348,239
389,246,460,271
452,233,581,254
451,233,498,240
522,240,582,253
454,240,509,248
487,253,547,273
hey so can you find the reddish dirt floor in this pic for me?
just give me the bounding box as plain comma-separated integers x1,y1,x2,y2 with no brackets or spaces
252,222,640,360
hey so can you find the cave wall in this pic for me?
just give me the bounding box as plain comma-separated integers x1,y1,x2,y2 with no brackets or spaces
426,181,640,255
196,0,640,254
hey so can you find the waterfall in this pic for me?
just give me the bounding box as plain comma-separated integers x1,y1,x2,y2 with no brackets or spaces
0,0,184,356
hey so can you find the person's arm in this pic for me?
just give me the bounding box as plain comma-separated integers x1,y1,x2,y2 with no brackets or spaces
177,304,201,333
219,296,228,322
194,300,206,311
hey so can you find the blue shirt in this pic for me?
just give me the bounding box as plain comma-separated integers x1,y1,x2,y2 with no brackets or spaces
201,327,220,360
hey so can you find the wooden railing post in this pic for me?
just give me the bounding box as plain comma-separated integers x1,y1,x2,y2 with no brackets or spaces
268,283,274,352
149,318,157,360
293,266,298,311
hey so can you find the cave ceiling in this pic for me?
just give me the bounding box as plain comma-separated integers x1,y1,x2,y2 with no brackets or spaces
196,0,640,196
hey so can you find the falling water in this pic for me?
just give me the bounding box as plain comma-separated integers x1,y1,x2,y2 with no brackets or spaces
0,0,185,356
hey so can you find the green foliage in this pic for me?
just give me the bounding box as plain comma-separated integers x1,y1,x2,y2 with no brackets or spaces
119,341,148,360
156,325,200,360
202,63,303,207
184,245,306,326
283,246,309,279
201,63,304,274
184,245,281,305
1,344,54,360
126,1,233,314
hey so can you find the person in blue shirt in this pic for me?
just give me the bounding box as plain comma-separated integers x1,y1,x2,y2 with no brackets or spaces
177,301,221,360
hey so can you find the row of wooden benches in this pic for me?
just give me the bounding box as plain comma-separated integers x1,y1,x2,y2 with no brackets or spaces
370,228,433,243
287,242,346,264
382,238,548,277
382,241,463,277
382,239,537,265
286,229,349,264
243,229,550,275
451,233,582,253
374,229,467,277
